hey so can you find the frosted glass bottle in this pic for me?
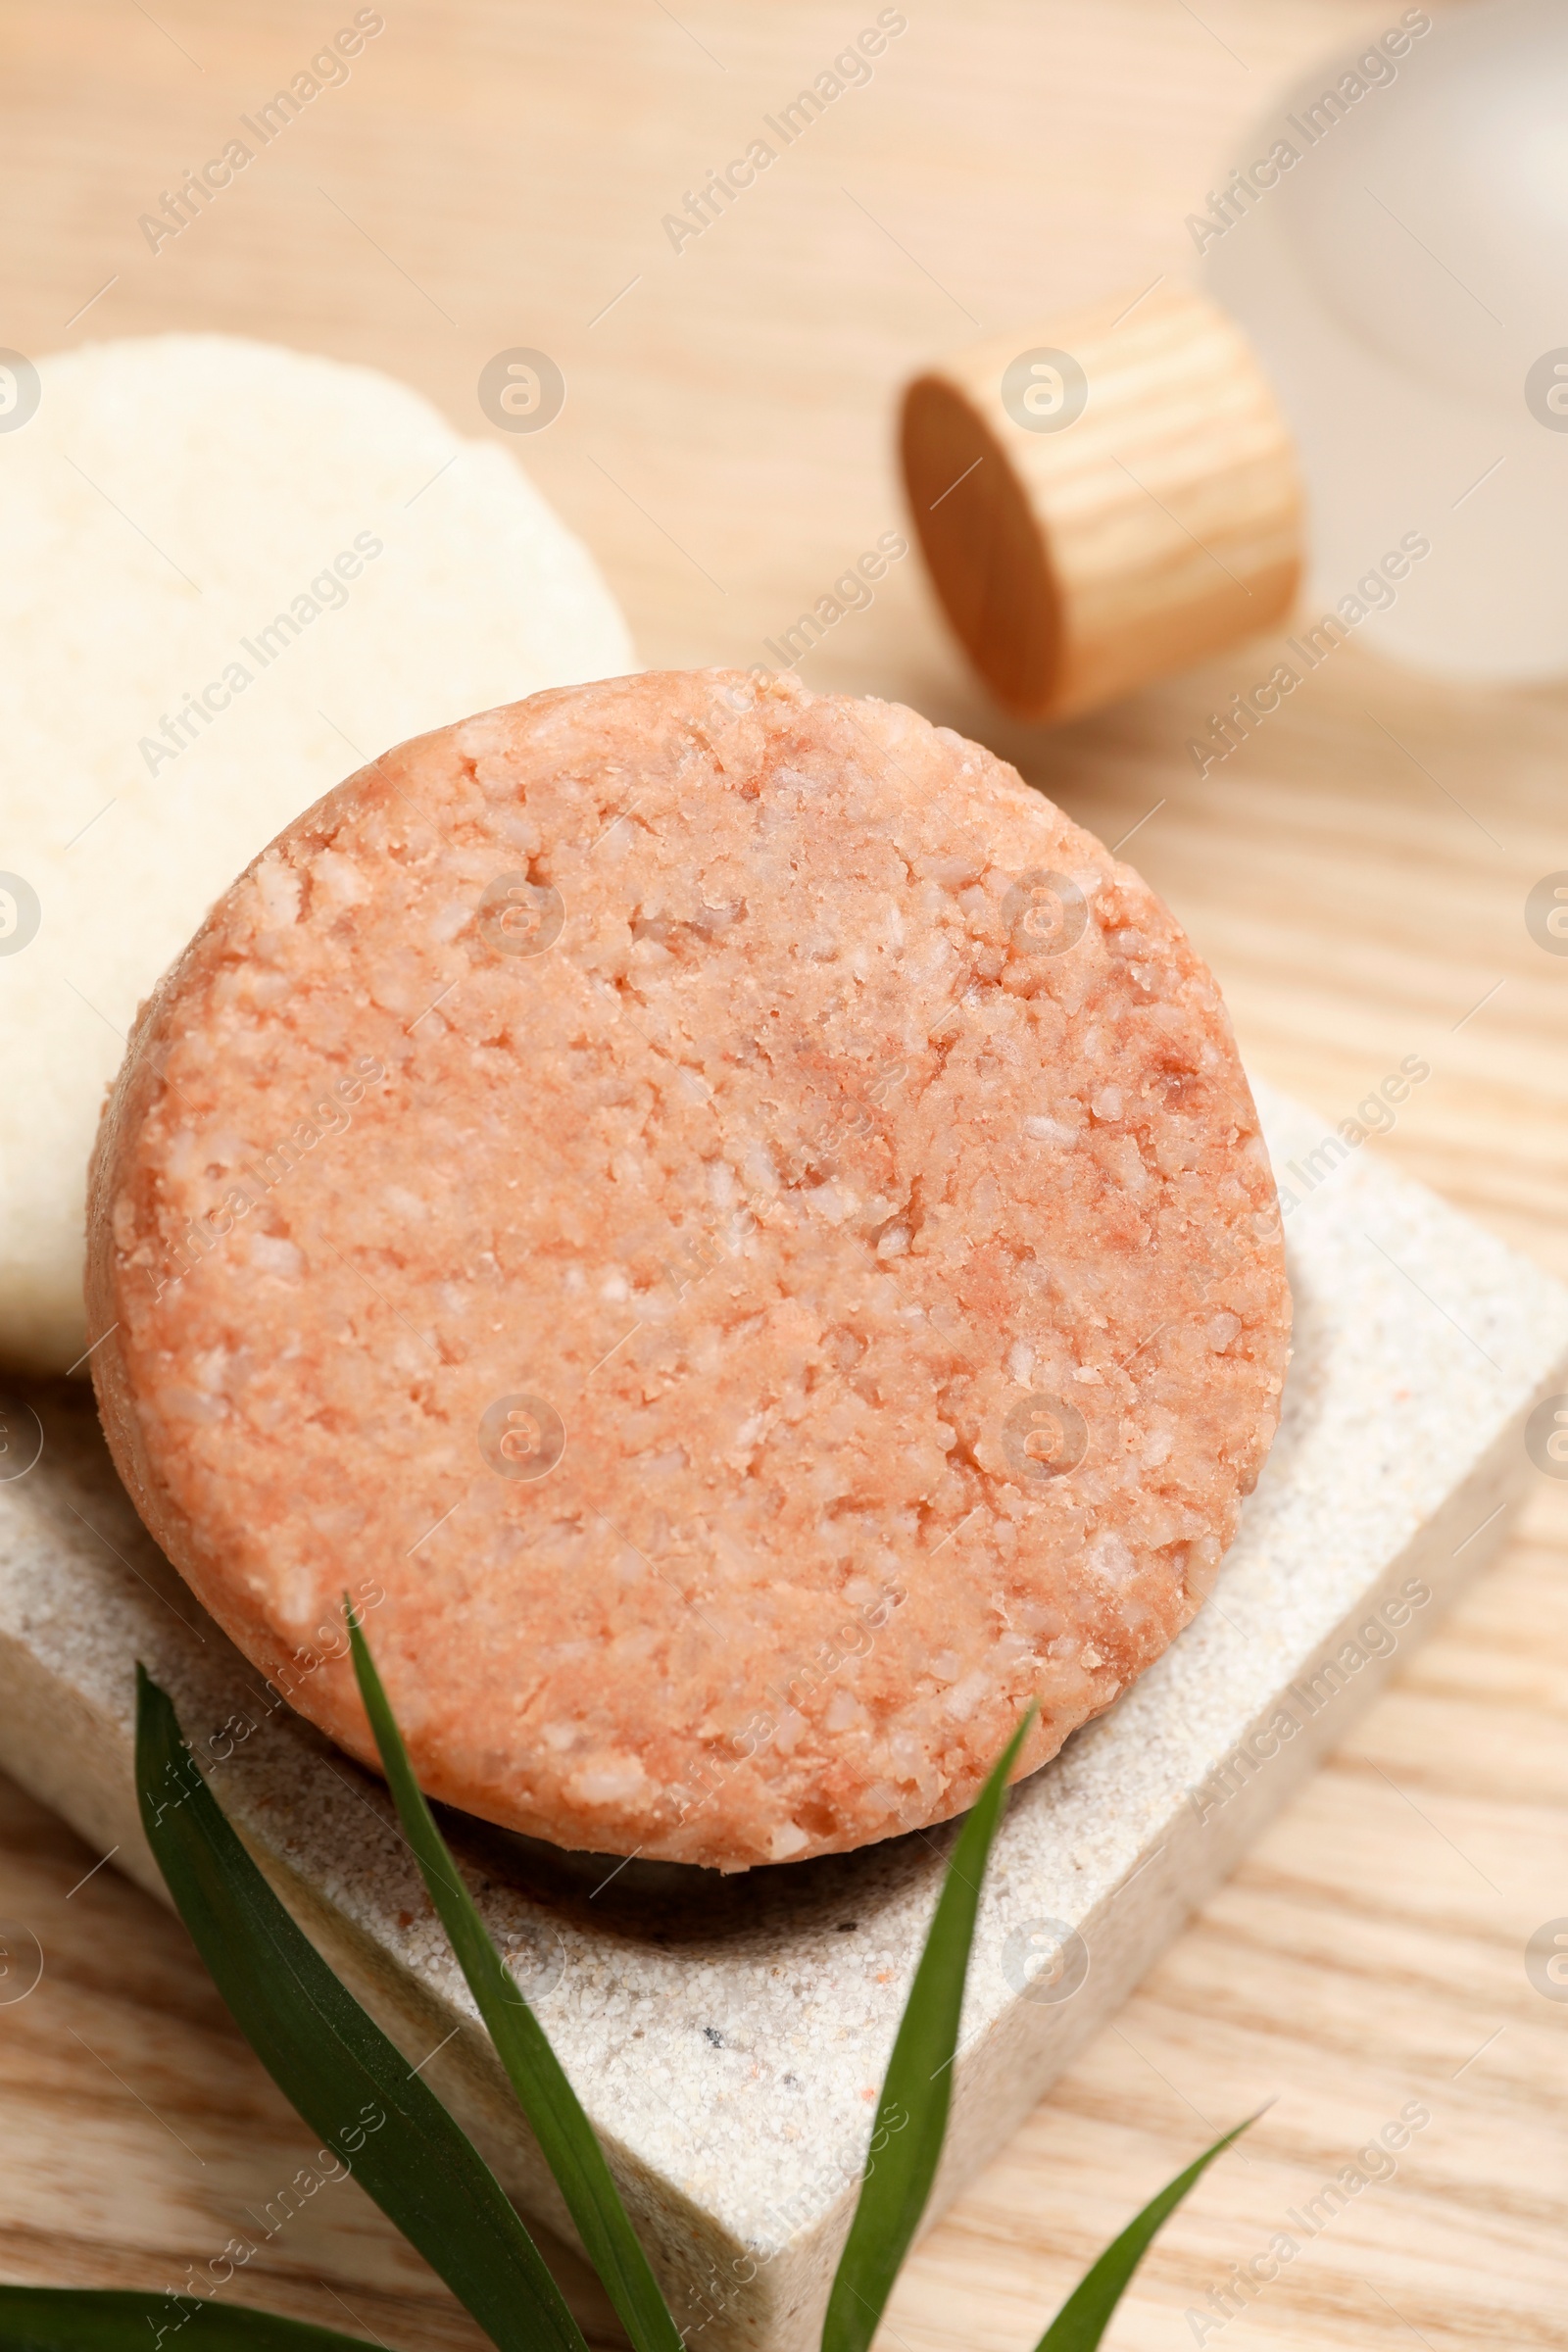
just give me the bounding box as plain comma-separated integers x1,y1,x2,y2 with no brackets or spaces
1200,0,1568,679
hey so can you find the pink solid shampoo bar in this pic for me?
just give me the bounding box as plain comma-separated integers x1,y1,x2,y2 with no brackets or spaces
89,669,1289,1871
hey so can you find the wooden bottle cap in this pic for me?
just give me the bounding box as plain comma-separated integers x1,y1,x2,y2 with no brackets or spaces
900,281,1302,723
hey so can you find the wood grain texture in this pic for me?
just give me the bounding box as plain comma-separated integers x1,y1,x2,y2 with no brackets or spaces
1,2,1565,2348
901,284,1301,719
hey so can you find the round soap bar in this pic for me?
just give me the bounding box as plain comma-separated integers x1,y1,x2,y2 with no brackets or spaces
0,332,631,1373
89,670,1290,1871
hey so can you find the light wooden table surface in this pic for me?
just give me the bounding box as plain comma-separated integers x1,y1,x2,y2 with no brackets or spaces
3,3,1567,2346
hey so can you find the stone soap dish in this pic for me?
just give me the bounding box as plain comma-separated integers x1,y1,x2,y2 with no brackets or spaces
1,1079,1563,2352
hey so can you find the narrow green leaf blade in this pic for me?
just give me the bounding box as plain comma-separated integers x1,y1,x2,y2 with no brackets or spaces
134,1666,588,2352
821,1707,1038,2352
1034,2116,1256,2351
346,1607,682,2352
0,2286,373,2351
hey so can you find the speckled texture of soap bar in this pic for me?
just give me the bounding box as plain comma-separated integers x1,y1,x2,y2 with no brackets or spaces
86,668,1288,1871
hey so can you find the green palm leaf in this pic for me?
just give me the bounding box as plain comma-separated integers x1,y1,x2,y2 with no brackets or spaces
821,1707,1038,2352
0,2286,374,2350
134,1666,588,2352
1033,2115,1257,2348
345,1604,682,2352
